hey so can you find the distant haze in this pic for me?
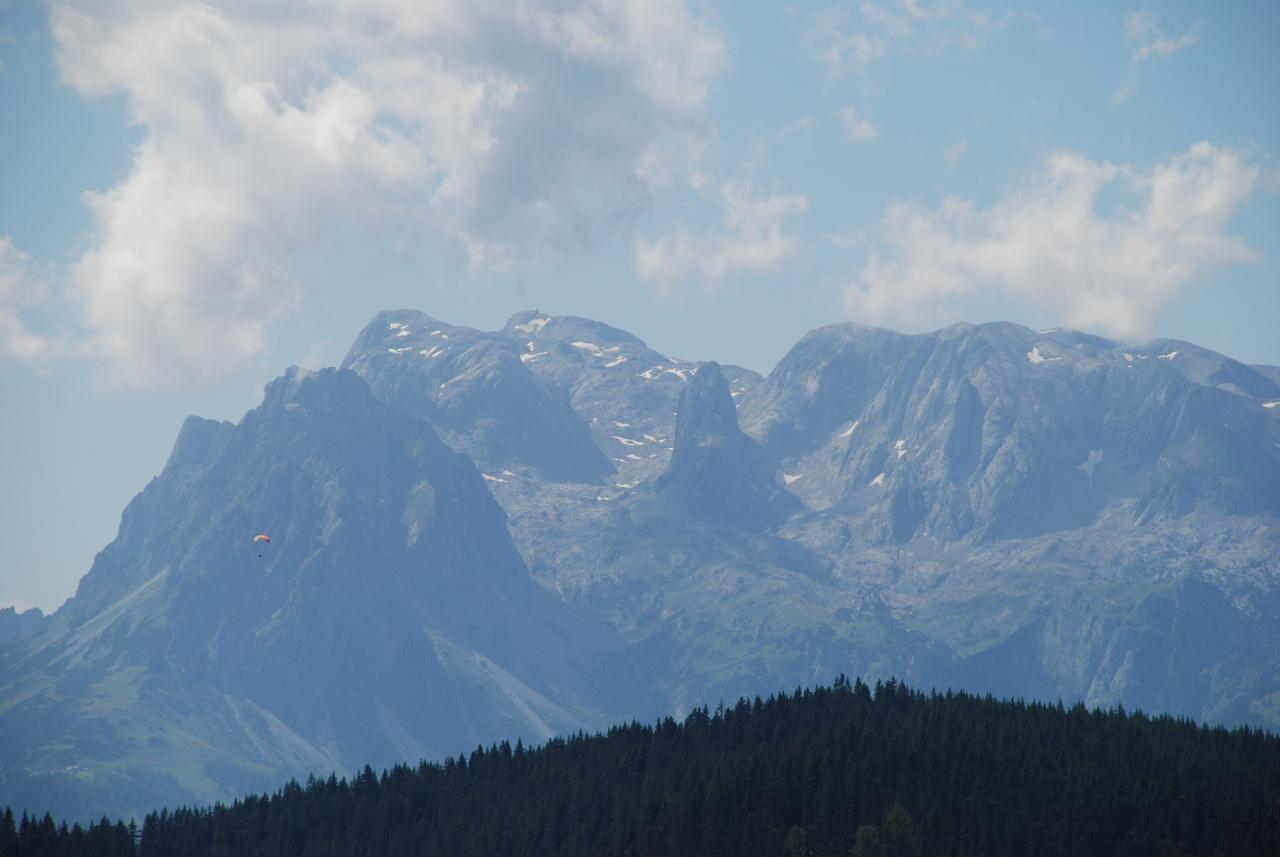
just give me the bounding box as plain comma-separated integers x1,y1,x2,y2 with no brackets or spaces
2,2,1279,610
1,308,1276,820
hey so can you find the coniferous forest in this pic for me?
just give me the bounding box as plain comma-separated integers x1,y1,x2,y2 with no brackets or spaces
3,678,1278,857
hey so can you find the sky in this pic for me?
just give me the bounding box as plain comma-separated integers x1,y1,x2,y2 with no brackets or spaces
1,0,1277,612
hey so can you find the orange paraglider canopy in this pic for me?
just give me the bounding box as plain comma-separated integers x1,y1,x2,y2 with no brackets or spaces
253,534,271,543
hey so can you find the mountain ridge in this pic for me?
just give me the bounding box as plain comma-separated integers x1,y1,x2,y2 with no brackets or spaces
2,311,1277,821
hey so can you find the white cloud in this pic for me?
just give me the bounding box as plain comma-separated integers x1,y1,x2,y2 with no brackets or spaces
1112,9,1200,104
838,107,877,141
1125,9,1200,63
0,237,56,364
779,116,815,139
813,0,1034,76
843,142,1261,338
633,182,808,293
944,136,967,169
46,0,726,386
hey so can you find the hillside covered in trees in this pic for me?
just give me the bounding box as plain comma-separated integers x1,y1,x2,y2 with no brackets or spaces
4,677,1278,857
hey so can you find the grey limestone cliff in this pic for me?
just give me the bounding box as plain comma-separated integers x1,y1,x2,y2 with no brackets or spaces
3,312,1277,822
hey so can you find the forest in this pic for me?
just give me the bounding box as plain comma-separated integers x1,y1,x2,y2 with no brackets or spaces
4,677,1278,856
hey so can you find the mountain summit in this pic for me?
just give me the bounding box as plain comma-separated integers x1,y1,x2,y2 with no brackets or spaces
2,313,1277,821
342,311,613,483
657,362,798,528
0,366,618,819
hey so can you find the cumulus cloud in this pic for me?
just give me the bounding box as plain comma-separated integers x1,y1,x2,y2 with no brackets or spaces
1112,9,1200,105
843,142,1261,338
633,181,808,293
0,237,56,364
46,0,726,386
838,107,877,141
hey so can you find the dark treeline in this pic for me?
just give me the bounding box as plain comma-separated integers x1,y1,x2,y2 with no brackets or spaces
4,677,1279,857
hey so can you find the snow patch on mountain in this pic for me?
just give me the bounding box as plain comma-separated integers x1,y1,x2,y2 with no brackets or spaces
513,317,548,334
638,366,694,382
1078,449,1103,479
1026,346,1063,365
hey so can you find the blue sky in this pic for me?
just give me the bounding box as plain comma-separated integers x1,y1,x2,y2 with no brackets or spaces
2,0,1277,611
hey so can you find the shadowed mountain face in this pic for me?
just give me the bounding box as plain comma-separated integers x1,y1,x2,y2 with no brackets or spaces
656,363,799,529
0,367,622,820
3,314,1278,821
0,608,45,647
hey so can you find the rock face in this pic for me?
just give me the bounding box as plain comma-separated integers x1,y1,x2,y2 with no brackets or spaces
342,311,613,483
0,367,621,820
656,363,798,529
0,607,45,647
3,313,1278,822
739,323,1280,542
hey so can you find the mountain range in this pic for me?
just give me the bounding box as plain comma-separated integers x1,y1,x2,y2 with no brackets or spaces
2,310,1278,820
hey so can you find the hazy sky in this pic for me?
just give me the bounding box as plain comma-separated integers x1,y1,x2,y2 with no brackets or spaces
2,0,1278,611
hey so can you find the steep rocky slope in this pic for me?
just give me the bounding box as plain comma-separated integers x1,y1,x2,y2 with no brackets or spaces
0,367,625,819
3,312,1277,821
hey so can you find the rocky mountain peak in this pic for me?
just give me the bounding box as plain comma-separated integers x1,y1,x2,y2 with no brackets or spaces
657,362,798,528
672,361,739,447
5,310,1278,823
342,314,613,483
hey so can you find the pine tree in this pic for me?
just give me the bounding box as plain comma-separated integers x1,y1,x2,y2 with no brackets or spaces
851,824,882,857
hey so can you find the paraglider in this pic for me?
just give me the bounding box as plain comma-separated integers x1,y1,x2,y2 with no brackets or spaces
254,533,270,558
